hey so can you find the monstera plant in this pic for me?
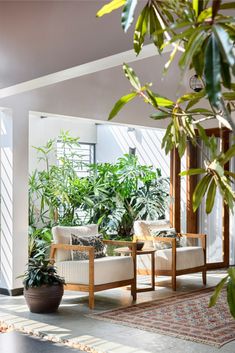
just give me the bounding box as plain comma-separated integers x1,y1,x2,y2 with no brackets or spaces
96,0,235,317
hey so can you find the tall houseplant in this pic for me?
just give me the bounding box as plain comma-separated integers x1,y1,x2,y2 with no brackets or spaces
96,0,235,317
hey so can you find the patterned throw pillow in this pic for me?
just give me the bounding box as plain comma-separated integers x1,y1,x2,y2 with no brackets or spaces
70,234,106,260
150,228,181,250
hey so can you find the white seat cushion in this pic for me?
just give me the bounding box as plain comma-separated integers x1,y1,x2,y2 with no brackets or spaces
52,224,98,261
156,246,204,271
137,246,204,272
56,256,134,285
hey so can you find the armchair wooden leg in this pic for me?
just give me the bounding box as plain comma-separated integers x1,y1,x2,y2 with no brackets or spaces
202,269,207,285
172,276,176,291
131,282,137,301
89,291,95,309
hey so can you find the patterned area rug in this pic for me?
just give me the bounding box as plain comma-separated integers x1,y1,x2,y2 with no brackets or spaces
89,287,235,347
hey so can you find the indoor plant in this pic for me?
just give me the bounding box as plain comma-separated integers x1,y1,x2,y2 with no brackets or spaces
22,258,65,313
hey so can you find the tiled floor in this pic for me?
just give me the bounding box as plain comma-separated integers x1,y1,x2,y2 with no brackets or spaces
0,272,235,353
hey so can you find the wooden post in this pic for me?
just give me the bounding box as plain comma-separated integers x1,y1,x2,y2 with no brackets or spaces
186,141,198,234
170,148,181,232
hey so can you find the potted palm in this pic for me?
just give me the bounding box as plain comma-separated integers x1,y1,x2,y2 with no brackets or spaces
22,258,64,313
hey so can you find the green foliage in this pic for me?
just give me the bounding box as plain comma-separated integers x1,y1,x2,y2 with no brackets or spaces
209,268,235,319
29,133,169,243
96,1,235,214
22,258,65,289
28,226,52,260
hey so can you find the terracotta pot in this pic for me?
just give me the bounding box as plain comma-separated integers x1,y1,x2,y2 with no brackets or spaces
24,284,64,313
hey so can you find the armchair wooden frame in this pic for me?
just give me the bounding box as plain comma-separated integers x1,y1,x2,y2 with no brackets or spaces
134,233,207,291
50,240,137,309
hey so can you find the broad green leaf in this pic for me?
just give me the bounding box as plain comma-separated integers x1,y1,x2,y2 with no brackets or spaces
192,49,205,77
220,2,235,10
193,0,199,16
221,58,231,89
179,28,209,71
146,89,174,108
225,171,235,179
121,0,138,32
196,124,210,147
193,174,211,212
221,144,235,165
149,5,164,51
197,7,212,22
187,108,213,115
228,268,235,283
206,178,216,213
96,0,126,17
178,134,187,158
150,111,170,120
209,275,228,307
178,90,205,104
133,4,149,55
180,168,206,176
123,63,141,90
204,33,221,107
223,92,235,100
213,25,235,68
215,114,233,130
108,92,137,120
227,279,235,319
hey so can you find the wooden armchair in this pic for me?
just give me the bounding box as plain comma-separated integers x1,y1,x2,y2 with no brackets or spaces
50,225,137,309
133,221,206,291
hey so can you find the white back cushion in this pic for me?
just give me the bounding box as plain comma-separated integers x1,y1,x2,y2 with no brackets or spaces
52,224,98,262
134,220,171,248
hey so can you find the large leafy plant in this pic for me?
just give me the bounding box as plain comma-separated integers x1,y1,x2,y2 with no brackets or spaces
87,154,169,237
29,133,169,242
96,0,235,317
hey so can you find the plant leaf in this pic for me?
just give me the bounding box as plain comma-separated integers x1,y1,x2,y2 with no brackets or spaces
213,25,235,68
108,92,137,120
150,111,170,120
121,0,138,32
221,144,235,165
123,63,141,90
96,0,126,17
204,33,221,107
227,279,235,319
179,28,209,71
206,178,216,213
133,4,149,55
193,174,211,212
215,114,233,130
180,168,206,176
220,2,235,10
209,275,228,307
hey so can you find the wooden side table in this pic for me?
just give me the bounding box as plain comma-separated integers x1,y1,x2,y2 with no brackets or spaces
114,247,156,292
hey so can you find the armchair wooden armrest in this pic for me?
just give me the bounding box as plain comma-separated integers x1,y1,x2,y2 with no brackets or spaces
178,233,206,249
103,239,137,256
50,243,95,263
154,237,176,244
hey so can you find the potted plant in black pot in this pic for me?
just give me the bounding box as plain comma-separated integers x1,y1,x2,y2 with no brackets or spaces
22,258,65,313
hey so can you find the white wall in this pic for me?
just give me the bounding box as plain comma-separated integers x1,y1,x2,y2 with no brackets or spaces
96,124,170,177
29,114,97,173
0,108,28,293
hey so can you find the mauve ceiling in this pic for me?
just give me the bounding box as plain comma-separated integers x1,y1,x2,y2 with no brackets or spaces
0,1,143,88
